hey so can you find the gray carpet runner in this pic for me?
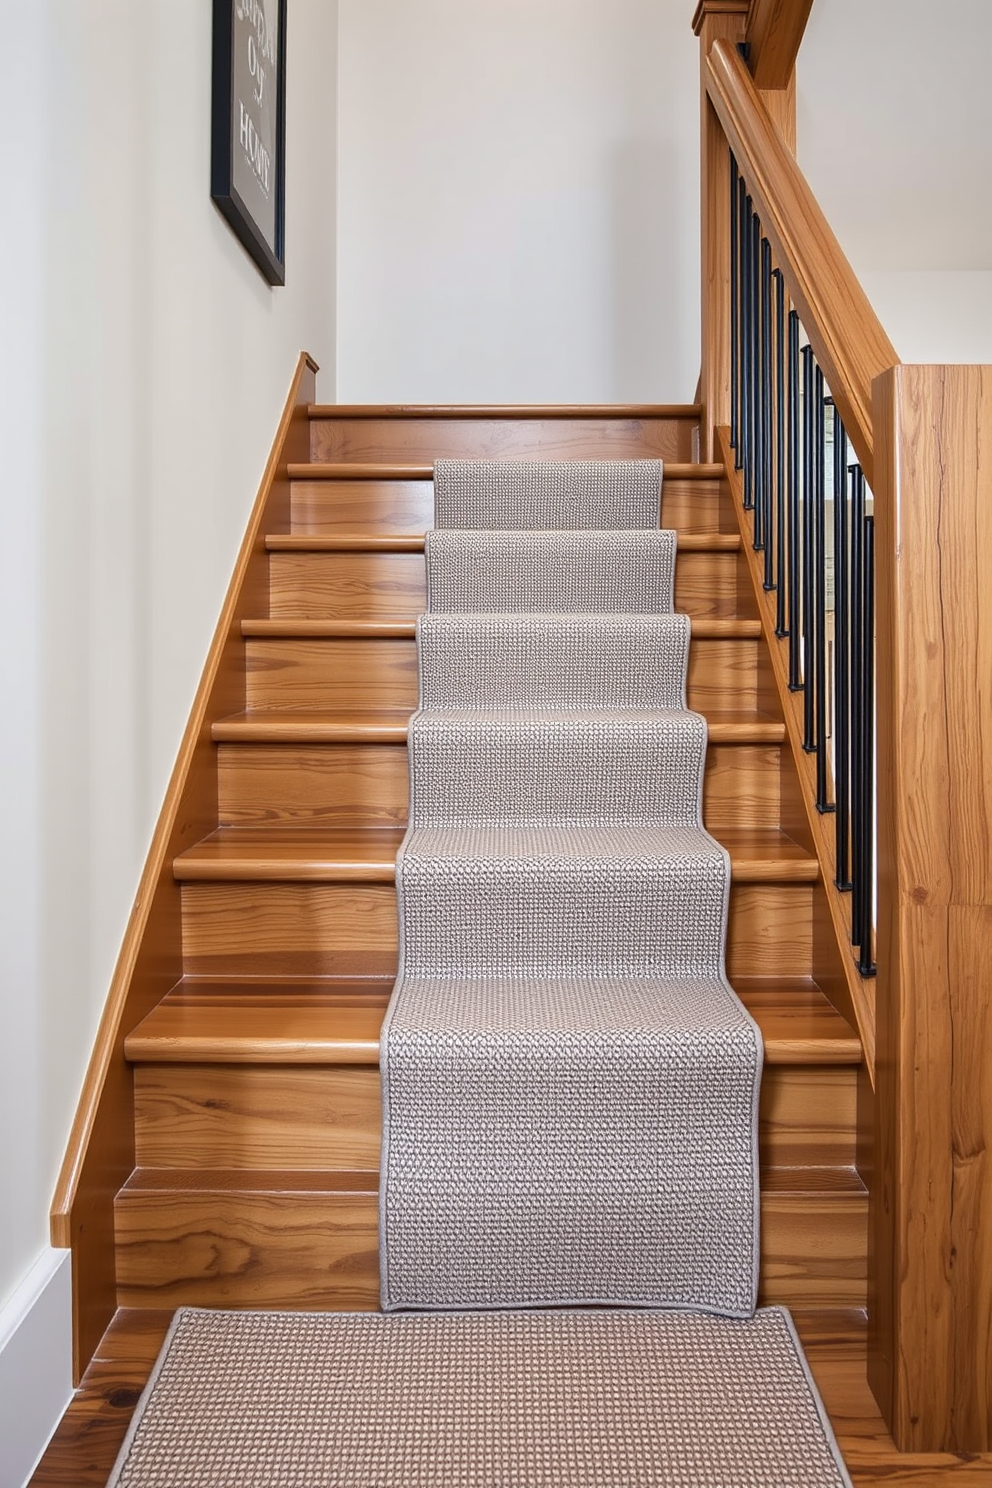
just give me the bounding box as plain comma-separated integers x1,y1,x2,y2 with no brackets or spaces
433,457,663,528
107,1307,853,1488
381,458,763,1316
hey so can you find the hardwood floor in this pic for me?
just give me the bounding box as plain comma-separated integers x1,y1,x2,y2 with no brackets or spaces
29,1308,992,1486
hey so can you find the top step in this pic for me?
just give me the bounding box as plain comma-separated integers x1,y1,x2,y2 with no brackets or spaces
307,406,701,464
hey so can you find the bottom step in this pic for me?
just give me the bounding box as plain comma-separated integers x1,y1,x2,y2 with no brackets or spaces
114,1167,866,1311
104,1305,851,1488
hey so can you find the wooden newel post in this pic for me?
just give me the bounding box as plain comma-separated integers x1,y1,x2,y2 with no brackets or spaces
692,2,747,461
871,365,992,1451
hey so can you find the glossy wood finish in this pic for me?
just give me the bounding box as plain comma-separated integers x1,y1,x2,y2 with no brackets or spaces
179,880,812,980
693,1,749,458
215,737,786,832
48,352,318,1382
244,634,765,711
717,428,875,1072
111,1163,861,1311
308,417,697,463
266,541,747,622
870,367,992,1452
212,707,786,747
288,471,734,538
745,0,814,90
33,1307,992,1488
125,977,857,1068
703,38,898,484
172,823,817,884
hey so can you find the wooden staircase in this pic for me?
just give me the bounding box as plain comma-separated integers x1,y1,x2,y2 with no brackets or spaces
110,403,866,1320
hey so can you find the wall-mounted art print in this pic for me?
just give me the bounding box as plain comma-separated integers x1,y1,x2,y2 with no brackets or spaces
211,0,287,285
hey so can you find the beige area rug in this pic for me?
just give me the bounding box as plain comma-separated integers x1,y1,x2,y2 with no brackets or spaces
107,1306,853,1487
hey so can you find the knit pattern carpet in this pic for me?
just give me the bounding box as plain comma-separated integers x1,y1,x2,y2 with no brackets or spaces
106,1307,853,1488
380,460,763,1314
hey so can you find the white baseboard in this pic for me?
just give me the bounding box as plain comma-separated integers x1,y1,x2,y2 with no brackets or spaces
0,1249,73,1488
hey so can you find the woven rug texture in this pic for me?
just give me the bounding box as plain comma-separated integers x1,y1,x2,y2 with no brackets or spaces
381,459,763,1314
106,1307,853,1488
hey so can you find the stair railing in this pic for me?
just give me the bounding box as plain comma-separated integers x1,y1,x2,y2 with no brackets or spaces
729,154,876,982
695,4,992,1456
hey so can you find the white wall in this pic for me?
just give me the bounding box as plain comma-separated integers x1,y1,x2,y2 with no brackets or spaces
0,0,337,1395
798,0,992,362
337,0,700,404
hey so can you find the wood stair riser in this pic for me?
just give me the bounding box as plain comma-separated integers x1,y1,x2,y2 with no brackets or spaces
309,416,697,464
216,740,788,833
113,1182,865,1311
132,1061,858,1173
289,477,736,538
179,881,814,978
267,549,747,622
244,637,765,712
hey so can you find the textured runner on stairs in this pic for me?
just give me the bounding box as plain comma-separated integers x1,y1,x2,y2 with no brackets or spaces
380,460,763,1315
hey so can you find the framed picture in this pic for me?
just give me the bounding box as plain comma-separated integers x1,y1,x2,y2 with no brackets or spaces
211,0,287,286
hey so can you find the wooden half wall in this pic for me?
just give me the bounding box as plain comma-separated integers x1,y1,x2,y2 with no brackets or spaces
49,353,317,1381
871,365,992,1452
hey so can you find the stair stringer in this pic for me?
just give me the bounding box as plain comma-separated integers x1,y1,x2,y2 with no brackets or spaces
49,352,317,1382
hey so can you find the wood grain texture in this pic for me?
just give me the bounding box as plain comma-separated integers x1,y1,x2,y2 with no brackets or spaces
212,707,786,747
291,479,435,535
216,738,787,832
125,976,856,1068
266,545,745,621
871,366,992,1451
717,427,875,1070
695,3,749,457
704,40,898,483
48,353,318,1382
244,633,765,712
173,824,817,885
308,417,696,463
112,1165,857,1311
179,880,812,978
745,0,813,89
288,472,733,539
114,1173,380,1310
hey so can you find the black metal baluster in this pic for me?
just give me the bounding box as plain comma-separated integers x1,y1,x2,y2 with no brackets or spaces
747,206,761,513
787,310,801,686
761,239,774,587
730,153,740,461
773,269,786,630
814,370,832,810
740,192,753,508
737,177,749,480
802,344,815,742
833,430,852,888
858,513,877,976
850,465,865,952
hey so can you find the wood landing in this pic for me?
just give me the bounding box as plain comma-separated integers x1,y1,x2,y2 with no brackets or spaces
30,1308,992,1487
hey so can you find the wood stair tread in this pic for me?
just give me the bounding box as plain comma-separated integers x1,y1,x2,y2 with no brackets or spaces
119,1164,860,1198
241,616,763,639
265,531,743,553
287,461,724,482
307,404,704,419
172,825,818,884
121,1168,379,1195
124,975,860,1067
212,707,787,745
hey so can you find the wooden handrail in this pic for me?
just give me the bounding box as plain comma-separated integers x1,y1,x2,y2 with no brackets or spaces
745,0,814,89
704,36,898,485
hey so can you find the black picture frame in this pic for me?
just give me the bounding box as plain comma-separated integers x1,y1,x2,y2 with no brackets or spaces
211,0,287,286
